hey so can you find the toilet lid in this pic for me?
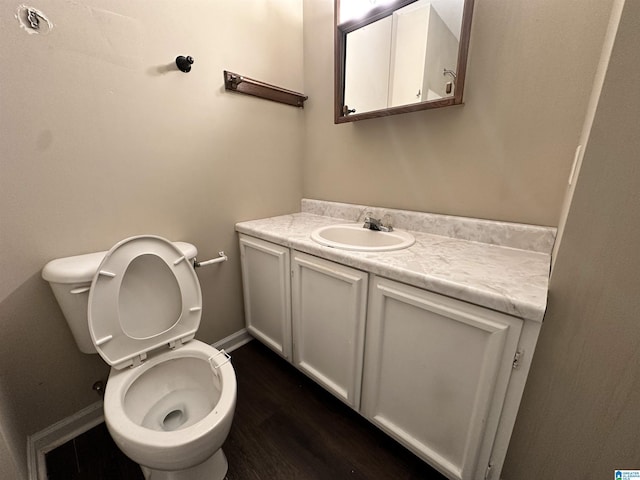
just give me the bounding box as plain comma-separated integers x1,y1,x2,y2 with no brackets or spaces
88,235,202,369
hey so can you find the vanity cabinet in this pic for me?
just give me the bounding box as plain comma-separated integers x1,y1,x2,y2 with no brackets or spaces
291,252,368,408
238,235,292,360
362,276,523,480
238,234,534,480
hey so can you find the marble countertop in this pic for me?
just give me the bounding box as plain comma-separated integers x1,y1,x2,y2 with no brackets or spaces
236,204,553,322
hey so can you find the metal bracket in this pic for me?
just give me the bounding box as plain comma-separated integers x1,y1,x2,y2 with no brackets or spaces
485,462,493,480
513,350,523,369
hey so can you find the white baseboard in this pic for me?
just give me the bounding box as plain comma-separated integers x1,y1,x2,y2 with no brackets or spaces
26,329,251,480
212,328,252,353
27,400,104,480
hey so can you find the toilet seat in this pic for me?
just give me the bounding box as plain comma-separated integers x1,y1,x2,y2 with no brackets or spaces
88,235,202,369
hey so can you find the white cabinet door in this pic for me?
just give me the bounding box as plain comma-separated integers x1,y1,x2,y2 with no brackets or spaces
239,234,291,360
362,276,523,480
292,252,368,409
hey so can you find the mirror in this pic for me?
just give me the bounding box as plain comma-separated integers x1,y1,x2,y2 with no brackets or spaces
335,0,474,123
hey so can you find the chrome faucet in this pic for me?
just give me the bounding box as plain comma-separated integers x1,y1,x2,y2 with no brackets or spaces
363,214,393,232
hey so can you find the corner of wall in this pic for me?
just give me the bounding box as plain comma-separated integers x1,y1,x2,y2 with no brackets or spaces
551,0,626,273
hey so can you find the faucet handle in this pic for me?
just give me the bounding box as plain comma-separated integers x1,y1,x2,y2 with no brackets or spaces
363,212,382,230
381,214,394,232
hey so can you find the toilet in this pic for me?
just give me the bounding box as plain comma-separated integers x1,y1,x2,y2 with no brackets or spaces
42,235,237,480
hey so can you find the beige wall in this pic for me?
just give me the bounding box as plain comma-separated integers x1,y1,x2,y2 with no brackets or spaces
0,384,21,479
503,0,640,476
0,431,20,480
0,0,303,474
552,0,625,268
303,0,614,226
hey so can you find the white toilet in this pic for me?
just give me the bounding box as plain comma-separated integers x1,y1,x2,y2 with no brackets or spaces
42,235,237,480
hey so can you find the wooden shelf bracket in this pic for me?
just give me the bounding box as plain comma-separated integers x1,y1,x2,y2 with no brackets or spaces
223,70,308,108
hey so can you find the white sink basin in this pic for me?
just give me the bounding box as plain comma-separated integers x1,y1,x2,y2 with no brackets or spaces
311,224,415,252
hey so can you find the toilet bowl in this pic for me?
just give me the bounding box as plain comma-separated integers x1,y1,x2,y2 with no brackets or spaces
42,235,237,480
105,340,236,479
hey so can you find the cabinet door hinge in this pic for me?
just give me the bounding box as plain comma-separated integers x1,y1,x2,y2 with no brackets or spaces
512,349,523,369
484,462,493,480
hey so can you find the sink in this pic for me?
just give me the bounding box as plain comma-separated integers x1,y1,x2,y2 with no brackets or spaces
311,224,415,252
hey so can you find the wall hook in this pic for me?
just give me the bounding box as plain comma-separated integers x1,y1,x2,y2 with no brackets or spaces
176,55,194,73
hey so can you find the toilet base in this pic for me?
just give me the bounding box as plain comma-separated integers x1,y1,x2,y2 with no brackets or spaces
140,449,228,480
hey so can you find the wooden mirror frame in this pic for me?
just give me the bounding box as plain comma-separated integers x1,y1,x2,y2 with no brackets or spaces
334,0,475,124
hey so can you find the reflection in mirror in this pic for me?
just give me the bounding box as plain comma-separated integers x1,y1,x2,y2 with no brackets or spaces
335,0,474,123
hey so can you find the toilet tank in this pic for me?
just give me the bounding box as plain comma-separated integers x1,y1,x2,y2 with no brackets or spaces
42,241,198,354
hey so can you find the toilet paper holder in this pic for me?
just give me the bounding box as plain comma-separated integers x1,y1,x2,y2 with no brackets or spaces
193,251,228,268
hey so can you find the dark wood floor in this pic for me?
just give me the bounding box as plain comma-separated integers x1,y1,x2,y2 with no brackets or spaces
47,340,445,479
45,422,143,480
